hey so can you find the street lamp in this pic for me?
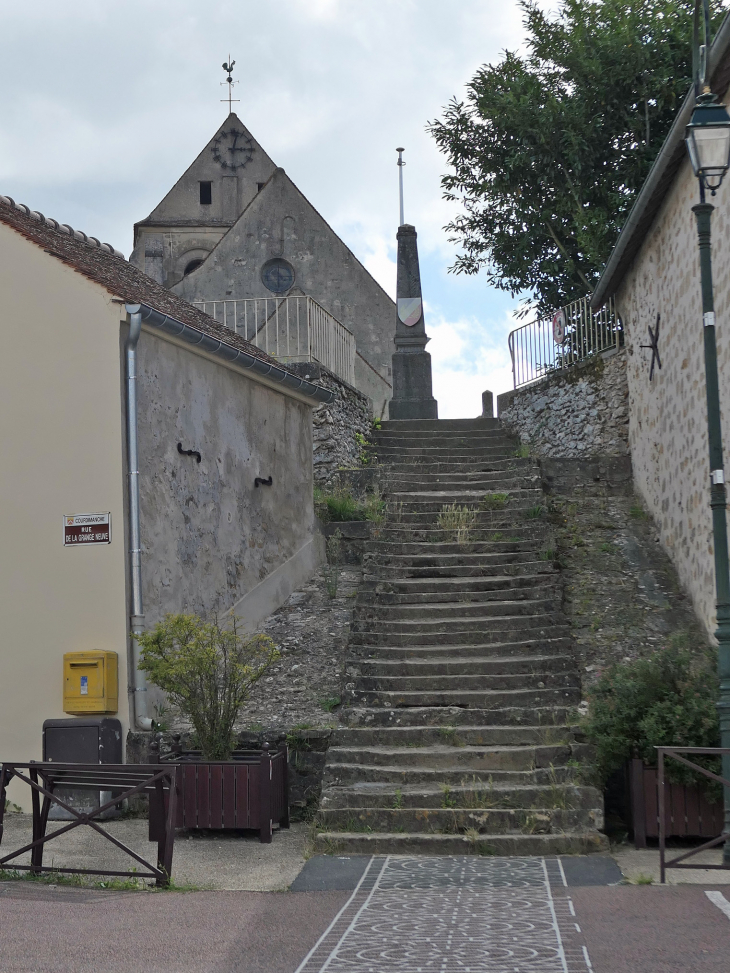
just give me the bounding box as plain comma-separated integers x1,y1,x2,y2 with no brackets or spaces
686,0,730,861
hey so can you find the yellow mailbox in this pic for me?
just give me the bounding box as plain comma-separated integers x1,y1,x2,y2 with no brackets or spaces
63,651,118,715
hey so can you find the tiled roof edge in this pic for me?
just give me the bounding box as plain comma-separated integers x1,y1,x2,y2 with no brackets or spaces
0,195,124,259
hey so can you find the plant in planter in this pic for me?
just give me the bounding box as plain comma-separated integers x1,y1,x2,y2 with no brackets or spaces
135,613,279,760
583,633,720,789
583,633,724,844
136,614,286,840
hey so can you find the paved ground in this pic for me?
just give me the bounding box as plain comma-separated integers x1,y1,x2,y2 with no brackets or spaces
0,814,308,890
4,818,730,973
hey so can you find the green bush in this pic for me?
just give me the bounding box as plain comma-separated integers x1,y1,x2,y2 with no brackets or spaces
135,613,279,760
583,635,720,792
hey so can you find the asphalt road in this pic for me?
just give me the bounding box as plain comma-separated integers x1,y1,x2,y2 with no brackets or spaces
3,861,730,972
0,884,349,973
571,885,730,973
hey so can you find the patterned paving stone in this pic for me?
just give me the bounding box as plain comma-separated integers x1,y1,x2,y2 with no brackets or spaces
296,857,594,973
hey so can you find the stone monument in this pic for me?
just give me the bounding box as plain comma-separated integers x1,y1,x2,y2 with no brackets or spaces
388,223,438,420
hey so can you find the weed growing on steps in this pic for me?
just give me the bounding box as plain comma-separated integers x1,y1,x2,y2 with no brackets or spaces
546,764,575,810
539,548,557,562
392,789,403,809
319,695,341,713
437,503,477,546
525,504,545,520
480,492,509,511
512,443,531,458
438,726,466,747
440,784,457,809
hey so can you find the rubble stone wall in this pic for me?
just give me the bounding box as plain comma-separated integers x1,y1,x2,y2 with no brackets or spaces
289,362,372,485
497,349,629,458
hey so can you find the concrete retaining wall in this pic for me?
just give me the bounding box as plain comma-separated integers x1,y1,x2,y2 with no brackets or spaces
497,349,629,458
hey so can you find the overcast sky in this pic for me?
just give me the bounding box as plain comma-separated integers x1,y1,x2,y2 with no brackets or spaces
0,0,553,417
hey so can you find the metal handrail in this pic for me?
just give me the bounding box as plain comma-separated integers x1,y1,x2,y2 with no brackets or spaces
507,296,621,389
657,746,730,882
193,295,356,386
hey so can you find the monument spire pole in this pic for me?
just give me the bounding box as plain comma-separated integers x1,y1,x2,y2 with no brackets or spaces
396,148,405,227
388,152,438,421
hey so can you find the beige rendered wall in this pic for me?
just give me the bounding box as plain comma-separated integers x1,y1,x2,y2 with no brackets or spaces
616,121,730,638
136,329,321,639
0,224,129,809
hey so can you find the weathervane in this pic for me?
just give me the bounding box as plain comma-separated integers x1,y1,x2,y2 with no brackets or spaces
221,57,240,114
396,147,405,226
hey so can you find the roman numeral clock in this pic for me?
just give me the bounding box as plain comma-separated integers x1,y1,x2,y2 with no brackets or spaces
211,128,254,170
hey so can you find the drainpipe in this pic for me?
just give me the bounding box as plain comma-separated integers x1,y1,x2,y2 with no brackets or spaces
124,304,153,731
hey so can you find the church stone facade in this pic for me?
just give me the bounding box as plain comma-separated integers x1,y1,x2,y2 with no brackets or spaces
130,114,394,411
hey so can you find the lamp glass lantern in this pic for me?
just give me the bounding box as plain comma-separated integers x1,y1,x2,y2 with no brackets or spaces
686,94,730,193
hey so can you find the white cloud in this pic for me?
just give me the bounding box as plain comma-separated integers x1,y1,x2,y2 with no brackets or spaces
0,0,536,419
427,306,518,419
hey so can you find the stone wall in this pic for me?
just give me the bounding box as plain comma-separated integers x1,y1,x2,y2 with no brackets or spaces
289,362,372,485
497,349,629,458
614,136,730,641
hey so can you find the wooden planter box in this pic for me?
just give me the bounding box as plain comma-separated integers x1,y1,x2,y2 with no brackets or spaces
629,758,723,847
149,742,289,843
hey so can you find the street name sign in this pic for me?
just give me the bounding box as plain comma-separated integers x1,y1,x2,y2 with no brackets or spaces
63,513,111,546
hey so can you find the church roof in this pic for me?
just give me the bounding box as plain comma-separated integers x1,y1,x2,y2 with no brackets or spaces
0,194,333,401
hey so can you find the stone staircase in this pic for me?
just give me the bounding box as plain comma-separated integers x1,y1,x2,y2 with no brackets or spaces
314,418,608,855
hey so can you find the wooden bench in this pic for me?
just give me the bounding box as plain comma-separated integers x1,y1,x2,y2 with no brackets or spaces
0,762,178,887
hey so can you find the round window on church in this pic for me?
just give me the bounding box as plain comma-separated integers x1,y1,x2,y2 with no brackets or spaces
261,258,295,294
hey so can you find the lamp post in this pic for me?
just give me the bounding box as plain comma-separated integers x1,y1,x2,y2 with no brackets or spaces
686,0,730,859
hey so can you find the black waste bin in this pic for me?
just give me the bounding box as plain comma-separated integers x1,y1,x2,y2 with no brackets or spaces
42,717,123,819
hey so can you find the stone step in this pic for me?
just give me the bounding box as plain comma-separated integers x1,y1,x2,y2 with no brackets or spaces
368,538,545,555
326,743,574,772
340,705,578,727
355,671,578,694
358,581,559,605
353,686,581,710
364,574,556,594
313,831,609,856
319,782,601,810
323,761,581,787
331,724,575,748
355,600,561,623
356,636,575,660
317,806,601,835
351,621,572,647
379,419,502,431
357,654,574,678
363,556,553,568
374,435,516,449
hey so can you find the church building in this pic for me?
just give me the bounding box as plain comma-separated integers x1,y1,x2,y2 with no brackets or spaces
130,114,394,413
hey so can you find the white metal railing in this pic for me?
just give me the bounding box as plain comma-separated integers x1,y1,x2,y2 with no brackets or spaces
508,296,621,389
193,295,356,386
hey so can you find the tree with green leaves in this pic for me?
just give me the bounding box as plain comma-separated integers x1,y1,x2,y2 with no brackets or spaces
429,0,726,316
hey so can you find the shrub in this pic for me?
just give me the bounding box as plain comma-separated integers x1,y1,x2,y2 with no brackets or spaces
135,614,279,760
583,634,720,791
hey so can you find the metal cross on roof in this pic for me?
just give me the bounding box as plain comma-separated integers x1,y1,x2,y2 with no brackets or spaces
221,57,240,114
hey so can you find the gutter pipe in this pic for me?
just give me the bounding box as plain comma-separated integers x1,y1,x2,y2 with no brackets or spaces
124,304,153,731
134,303,335,404
591,12,730,310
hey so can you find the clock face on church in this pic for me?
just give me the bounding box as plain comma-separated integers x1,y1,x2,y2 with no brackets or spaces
211,128,254,170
